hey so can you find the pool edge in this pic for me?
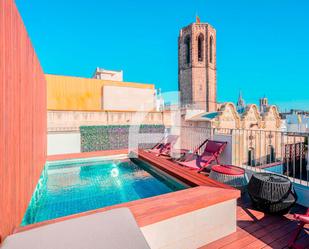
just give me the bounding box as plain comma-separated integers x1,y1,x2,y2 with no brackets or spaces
16,149,240,234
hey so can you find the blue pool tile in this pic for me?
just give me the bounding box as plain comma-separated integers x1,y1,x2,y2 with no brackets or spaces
22,158,187,226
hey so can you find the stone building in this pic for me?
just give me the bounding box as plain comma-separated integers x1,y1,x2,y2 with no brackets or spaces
281,109,309,133
236,92,246,113
259,97,269,113
179,18,282,131
178,17,217,112
178,18,285,167
184,102,281,130
182,102,283,166
93,67,123,81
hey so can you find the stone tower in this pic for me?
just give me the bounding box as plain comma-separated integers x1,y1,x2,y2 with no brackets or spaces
259,97,268,113
178,18,217,112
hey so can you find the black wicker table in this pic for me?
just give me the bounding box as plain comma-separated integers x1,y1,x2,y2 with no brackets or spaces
248,173,297,214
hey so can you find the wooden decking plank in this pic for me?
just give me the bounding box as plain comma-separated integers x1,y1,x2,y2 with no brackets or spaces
200,227,249,249
244,220,298,248
138,151,205,185
235,216,295,248
220,232,265,249
276,227,309,249
202,201,307,249
259,221,298,244
138,149,234,189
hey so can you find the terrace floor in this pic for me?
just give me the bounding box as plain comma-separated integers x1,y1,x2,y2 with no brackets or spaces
200,195,309,249
138,150,309,248
45,150,308,248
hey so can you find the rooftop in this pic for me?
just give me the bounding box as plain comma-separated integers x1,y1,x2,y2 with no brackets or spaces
11,149,309,249
201,195,308,249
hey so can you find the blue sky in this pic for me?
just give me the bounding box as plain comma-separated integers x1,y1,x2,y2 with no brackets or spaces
16,0,309,111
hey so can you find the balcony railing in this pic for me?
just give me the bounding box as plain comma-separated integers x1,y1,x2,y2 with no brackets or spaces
168,126,309,186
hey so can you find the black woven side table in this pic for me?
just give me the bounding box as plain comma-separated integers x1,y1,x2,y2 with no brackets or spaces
248,173,297,214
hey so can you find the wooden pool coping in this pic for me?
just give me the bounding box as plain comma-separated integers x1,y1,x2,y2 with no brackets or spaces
15,149,240,234
46,149,129,161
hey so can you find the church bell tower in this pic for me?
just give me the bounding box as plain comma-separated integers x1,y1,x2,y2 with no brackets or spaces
178,17,217,112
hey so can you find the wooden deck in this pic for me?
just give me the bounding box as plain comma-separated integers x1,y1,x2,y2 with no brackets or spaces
138,149,234,189
139,150,309,249
200,195,309,249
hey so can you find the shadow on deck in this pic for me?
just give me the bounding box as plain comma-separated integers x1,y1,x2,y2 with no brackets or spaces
138,149,309,249
200,194,309,249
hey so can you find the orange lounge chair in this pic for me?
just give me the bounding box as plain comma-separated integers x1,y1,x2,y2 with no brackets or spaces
148,135,178,157
178,139,227,173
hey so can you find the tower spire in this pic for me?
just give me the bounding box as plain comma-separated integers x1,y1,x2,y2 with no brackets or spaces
196,14,201,23
236,91,245,113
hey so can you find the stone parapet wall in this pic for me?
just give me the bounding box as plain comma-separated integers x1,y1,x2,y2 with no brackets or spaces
48,110,172,132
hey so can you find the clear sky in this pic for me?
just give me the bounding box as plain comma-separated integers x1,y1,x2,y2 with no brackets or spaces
16,0,309,111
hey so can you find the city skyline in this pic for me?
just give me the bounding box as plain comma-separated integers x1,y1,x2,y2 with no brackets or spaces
16,0,309,111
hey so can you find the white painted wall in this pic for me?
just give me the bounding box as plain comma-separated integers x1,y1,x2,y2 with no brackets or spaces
102,86,155,111
47,132,81,155
284,113,309,133
141,199,236,249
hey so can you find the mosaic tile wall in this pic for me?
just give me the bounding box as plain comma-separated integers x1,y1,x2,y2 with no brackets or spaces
21,166,48,226
80,125,165,152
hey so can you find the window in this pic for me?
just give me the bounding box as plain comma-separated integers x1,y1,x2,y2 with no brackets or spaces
267,145,275,164
185,36,191,64
248,147,255,166
209,36,214,63
198,34,204,62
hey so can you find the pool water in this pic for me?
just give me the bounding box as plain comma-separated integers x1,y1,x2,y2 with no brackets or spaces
22,156,187,226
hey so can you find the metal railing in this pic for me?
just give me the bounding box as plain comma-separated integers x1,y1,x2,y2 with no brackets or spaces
170,126,309,186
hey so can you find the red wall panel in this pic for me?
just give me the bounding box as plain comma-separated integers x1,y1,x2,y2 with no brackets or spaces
0,0,47,241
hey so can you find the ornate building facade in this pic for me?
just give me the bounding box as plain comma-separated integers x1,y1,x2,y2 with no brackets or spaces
182,102,283,167
184,102,281,130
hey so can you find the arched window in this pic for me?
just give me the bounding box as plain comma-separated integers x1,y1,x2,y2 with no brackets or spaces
248,147,255,166
209,36,214,63
184,36,191,64
267,145,275,164
198,34,204,62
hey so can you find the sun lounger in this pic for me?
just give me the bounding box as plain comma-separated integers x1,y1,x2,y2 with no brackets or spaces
178,139,227,173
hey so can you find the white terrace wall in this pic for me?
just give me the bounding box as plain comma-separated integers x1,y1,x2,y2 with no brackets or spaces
48,132,81,155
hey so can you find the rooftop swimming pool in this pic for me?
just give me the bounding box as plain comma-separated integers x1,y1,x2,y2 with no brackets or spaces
22,155,188,226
